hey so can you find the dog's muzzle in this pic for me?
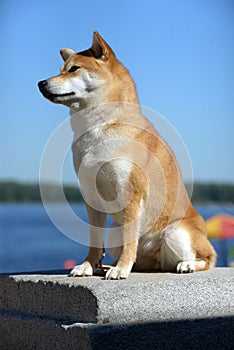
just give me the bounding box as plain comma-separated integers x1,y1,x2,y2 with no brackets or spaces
38,80,75,101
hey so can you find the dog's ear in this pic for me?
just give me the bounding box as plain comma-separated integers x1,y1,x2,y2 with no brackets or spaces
91,31,115,60
60,48,75,62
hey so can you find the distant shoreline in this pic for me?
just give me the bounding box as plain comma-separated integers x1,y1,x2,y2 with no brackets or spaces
0,181,233,204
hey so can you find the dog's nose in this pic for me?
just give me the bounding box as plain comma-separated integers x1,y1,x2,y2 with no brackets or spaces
38,80,47,92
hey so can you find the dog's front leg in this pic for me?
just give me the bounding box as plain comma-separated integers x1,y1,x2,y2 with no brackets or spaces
70,204,106,277
105,217,139,280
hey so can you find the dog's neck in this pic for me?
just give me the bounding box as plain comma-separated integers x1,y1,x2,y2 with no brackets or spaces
70,101,141,137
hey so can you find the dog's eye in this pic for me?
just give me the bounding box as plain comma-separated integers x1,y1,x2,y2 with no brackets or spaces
68,65,80,73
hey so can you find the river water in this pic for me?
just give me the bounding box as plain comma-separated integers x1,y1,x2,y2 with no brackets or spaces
0,203,233,273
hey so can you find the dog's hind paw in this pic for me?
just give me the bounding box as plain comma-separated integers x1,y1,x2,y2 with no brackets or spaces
70,262,93,277
177,261,195,273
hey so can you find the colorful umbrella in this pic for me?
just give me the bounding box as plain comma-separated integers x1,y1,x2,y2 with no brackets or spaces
206,214,234,239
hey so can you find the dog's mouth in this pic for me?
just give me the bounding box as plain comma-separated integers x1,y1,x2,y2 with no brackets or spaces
44,91,75,100
38,80,75,101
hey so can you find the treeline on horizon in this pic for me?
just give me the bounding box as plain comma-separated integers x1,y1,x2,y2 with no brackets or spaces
0,181,233,204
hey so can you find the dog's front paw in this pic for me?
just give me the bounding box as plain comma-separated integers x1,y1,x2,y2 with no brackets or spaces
177,261,195,273
70,262,93,277
105,266,131,280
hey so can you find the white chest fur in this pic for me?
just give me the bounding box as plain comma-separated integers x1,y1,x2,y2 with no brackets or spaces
71,108,133,214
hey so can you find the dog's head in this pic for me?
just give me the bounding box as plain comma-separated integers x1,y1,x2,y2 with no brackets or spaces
38,31,117,109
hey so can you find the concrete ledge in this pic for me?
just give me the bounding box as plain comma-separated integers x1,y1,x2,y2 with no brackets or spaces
0,268,234,349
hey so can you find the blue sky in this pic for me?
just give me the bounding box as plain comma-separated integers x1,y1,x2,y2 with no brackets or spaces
1,0,233,184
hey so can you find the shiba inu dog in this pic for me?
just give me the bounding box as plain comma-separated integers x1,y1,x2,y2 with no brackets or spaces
38,31,216,279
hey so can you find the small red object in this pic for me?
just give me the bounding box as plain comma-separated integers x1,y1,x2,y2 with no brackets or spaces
63,259,76,269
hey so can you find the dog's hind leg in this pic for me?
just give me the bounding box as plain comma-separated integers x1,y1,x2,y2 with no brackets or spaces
70,204,106,277
159,216,216,273
175,214,217,273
